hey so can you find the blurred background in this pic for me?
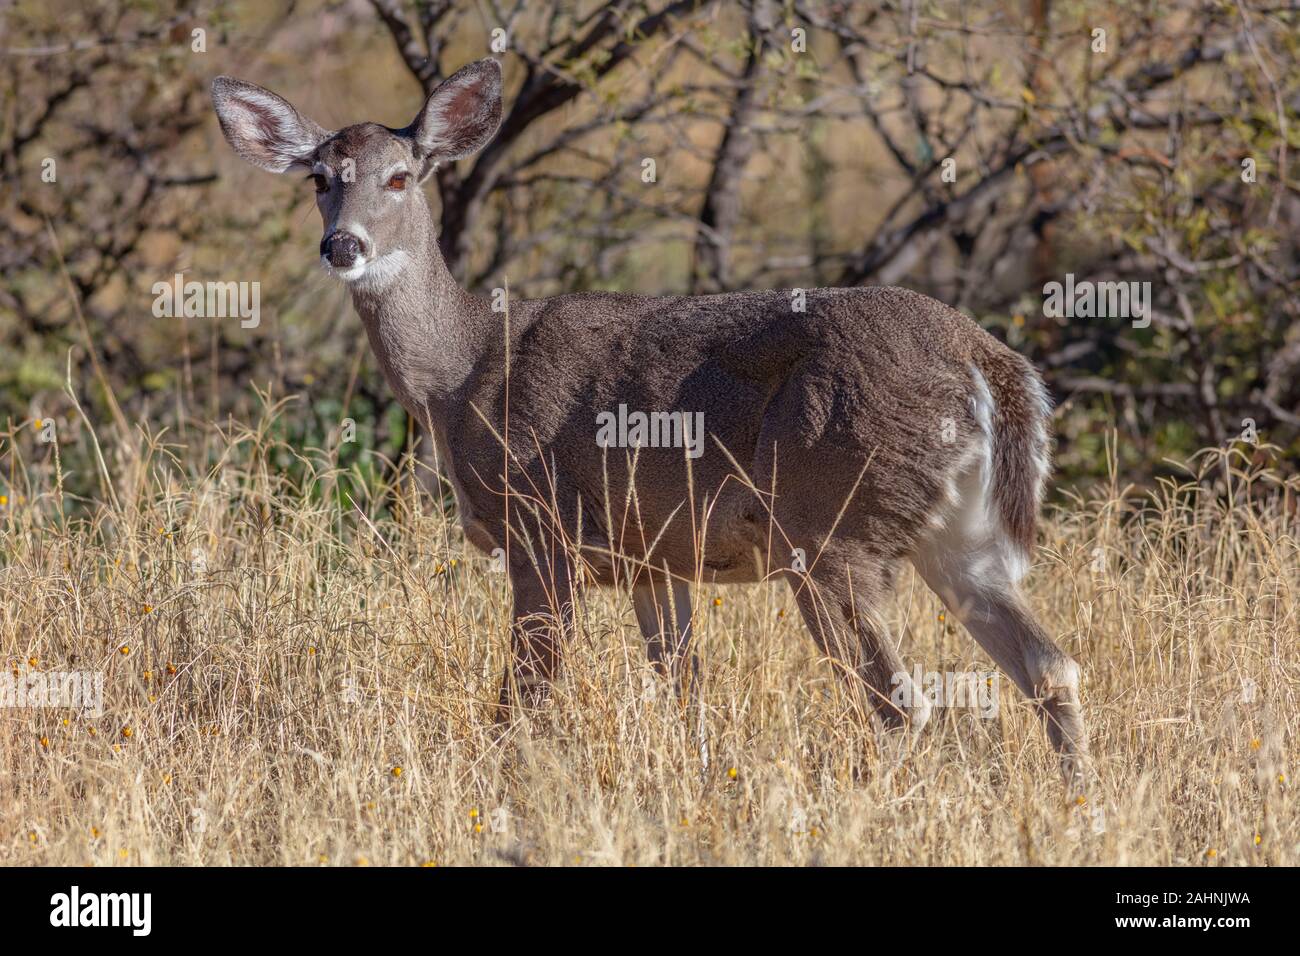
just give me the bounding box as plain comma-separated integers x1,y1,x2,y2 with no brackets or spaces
2,0,1297,503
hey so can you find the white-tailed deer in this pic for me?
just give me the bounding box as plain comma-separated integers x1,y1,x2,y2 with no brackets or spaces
212,58,1088,785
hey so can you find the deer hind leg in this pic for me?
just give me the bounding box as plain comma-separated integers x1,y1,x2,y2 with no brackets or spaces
631,574,697,699
911,474,1088,787
787,555,930,735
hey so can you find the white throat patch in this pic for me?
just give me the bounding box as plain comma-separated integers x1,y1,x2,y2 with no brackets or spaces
320,248,410,289
353,249,410,290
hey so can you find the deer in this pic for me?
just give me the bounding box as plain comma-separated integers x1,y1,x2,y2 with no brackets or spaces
211,58,1089,787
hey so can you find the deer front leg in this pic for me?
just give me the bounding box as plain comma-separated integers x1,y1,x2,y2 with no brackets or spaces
632,575,697,699
496,553,575,721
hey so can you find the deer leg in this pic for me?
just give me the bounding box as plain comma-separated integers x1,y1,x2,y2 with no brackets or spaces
496,552,575,721
631,575,697,698
787,558,929,734
912,545,1089,790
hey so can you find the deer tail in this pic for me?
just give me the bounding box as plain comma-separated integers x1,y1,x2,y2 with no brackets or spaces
970,347,1053,555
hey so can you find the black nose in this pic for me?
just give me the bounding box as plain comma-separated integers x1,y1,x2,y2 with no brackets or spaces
322,231,363,268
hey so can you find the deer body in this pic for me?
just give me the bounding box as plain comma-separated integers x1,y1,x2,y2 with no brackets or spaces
213,59,1088,785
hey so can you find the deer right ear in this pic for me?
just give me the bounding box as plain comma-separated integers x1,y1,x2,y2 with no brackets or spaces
407,59,503,177
211,76,331,173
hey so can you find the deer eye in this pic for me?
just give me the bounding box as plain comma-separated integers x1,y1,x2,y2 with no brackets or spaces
385,172,409,192
310,174,329,194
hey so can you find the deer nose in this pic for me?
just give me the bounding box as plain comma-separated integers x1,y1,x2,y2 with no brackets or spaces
322,231,365,268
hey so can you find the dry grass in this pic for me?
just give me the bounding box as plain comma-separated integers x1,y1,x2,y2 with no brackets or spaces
2,404,1296,867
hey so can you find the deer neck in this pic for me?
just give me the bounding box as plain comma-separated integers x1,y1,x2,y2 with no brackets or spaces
346,197,492,428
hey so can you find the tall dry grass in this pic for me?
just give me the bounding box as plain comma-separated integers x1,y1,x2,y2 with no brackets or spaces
1,401,1296,866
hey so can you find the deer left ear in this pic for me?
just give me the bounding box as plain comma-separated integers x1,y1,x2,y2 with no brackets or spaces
407,59,503,178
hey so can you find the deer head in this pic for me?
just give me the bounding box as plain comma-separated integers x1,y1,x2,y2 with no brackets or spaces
211,59,502,283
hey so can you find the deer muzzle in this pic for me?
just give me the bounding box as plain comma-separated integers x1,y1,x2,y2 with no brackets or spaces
322,231,365,269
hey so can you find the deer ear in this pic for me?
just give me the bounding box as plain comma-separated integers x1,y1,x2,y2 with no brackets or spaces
407,59,502,172
211,76,331,173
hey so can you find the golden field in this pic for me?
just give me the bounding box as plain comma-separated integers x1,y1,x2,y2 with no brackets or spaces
1,407,1295,866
